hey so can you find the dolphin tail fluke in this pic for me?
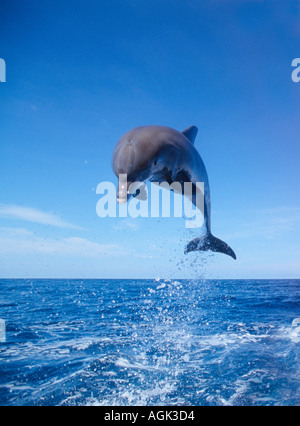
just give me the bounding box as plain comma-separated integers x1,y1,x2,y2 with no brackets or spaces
185,233,237,260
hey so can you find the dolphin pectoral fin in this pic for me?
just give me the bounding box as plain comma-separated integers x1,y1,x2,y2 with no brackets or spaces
128,182,148,201
185,233,237,260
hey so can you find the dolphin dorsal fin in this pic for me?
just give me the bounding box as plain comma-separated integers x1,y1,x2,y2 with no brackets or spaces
182,126,198,144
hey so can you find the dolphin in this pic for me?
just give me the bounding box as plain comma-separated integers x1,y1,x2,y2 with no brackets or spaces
112,125,236,260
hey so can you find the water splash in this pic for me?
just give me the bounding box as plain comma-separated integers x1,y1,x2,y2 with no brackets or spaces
1,279,300,406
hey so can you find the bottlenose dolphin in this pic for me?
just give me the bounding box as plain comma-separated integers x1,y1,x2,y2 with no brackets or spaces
112,125,236,260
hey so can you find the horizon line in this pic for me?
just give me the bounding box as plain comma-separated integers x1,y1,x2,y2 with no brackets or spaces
0,277,299,281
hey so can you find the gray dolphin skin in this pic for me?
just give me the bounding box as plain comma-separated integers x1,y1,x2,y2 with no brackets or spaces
112,125,236,260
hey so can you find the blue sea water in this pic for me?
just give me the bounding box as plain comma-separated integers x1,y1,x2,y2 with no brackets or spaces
0,278,299,406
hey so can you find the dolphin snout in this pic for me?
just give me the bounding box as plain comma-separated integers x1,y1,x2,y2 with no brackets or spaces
117,188,129,204
117,187,127,204
117,196,128,204
117,179,132,204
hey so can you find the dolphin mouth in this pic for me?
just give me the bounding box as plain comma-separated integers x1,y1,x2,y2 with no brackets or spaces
117,197,128,204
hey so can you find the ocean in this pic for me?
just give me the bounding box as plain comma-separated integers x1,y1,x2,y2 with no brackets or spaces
0,278,299,406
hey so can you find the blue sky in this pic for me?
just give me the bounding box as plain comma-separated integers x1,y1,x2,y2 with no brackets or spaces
0,0,300,278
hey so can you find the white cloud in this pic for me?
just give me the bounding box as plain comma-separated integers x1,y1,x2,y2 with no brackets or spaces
219,206,300,240
0,227,33,237
0,204,82,230
0,230,119,258
112,219,140,231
